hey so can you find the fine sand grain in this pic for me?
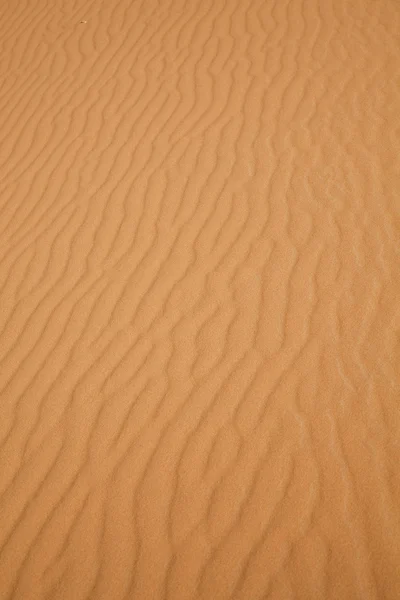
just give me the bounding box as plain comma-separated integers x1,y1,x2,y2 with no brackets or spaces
0,0,400,599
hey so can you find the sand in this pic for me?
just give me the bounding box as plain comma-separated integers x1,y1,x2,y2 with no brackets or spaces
0,0,399,598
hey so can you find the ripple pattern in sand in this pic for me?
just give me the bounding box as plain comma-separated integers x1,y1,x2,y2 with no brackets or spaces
0,0,400,599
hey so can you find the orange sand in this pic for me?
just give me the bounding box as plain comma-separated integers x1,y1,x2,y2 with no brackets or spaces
0,0,400,598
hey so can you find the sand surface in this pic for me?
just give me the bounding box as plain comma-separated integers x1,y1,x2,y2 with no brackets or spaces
0,0,400,598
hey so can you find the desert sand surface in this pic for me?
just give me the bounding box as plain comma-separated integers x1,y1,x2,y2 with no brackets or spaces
0,0,400,598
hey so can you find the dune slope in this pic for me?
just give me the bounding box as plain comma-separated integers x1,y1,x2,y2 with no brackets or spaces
0,0,400,598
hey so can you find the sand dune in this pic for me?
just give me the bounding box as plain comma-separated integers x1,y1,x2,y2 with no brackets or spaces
0,0,399,598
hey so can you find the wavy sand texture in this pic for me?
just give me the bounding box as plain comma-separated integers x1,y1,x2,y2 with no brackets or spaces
0,0,400,598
